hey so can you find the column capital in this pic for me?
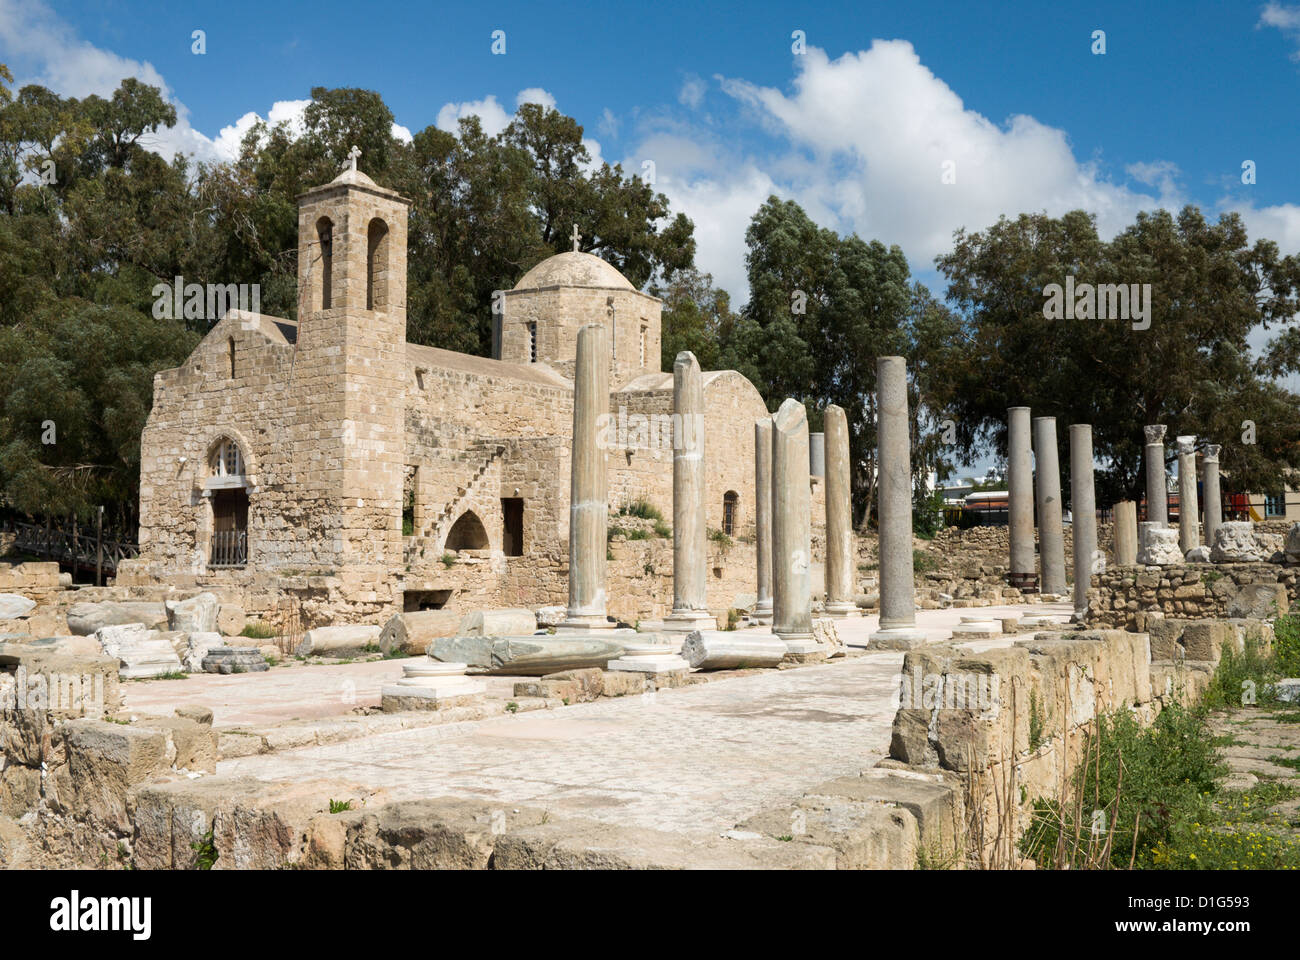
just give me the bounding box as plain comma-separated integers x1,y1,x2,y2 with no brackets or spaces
1144,424,1167,444
1204,444,1220,463
1175,435,1196,456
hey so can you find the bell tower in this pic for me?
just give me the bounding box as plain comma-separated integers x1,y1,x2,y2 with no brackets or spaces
293,153,411,577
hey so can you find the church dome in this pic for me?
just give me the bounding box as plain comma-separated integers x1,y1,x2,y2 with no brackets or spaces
512,251,634,291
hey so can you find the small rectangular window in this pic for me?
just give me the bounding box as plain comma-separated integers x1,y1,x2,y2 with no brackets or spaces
502,497,524,556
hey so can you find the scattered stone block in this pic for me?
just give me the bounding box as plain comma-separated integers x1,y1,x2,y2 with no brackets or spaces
1226,582,1288,620
95,624,183,679
217,604,247,637
66,601,167,636
382,659,485,711
599,671,647,697
0,595,35,619
535,605,566,628
165,592,220,633
1184,545,1211,563
183,631,220,672
1276,678,1300,704
680,629,785,669
540,667,603,701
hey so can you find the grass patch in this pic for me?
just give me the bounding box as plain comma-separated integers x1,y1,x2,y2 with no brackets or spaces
653,519,672,539
240,622,276,639
618,498,663,522
708,527,732,548
913,550,939,573
328,799,353,813
440,552,457,568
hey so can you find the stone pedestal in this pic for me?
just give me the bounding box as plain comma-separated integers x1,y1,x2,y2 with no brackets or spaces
561,323,615,632
1113,500,1138,566
950,616,1000,637
1203,444,1222,553
1144,424,1168,526
772,398,817,652
869,357,926,650
1176,435,1199,553
752,418,774,624
1007,406,1037,592
381,659,487,711
823,404,858,618
1033,416,1066,596
663,351,717,634
1070,423,1097,620
607,639,690,674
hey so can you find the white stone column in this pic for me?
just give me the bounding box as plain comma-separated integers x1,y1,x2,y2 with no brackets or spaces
1144,425,1168,526
809,432,826,478
1033,416,1066,597
561,323,612,631
1069,424,1097,621
823,404,857,618
1113,500,1138,566
1177,435,1199,554
772,398,818,653
663,351,716,634
1007,406,1037,592
869,357,925,649
753,417,774,624
1203,444,1222,552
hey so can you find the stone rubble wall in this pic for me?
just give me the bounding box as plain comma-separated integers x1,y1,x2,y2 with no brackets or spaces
1086,562,1297,631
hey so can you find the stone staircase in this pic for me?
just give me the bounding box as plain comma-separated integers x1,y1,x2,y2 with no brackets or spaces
404,442,506,565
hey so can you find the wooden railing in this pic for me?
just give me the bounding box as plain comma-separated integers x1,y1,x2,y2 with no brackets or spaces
2,514,139,583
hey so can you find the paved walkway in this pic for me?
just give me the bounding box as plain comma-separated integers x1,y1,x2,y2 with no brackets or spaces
207,602,1070,836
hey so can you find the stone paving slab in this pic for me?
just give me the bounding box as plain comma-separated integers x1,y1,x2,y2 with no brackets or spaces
220,603,1071,836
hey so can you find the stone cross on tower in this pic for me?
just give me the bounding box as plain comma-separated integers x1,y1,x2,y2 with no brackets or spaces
346,145,361,172
571,224,581,252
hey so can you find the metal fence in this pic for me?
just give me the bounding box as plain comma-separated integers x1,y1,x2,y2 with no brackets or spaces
209,530,248,568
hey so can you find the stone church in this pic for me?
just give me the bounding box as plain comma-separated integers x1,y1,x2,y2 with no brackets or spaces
118,163,807,625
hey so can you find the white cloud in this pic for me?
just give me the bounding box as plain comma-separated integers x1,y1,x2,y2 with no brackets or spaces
516,87,556,111
436,94,512,137
678,74,705,109
391,122,413,144
0,0,415,167
1259,3,1300,59
598,107,620,138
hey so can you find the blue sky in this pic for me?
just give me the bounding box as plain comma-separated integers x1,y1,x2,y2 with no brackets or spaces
5,0,1300,306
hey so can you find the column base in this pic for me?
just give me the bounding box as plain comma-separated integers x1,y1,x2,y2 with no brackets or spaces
555,615,620,633
661,611,718,633
607,640,691,674
822,600,861,618
866,627,928,651
749,599,773,625
775,631,826,663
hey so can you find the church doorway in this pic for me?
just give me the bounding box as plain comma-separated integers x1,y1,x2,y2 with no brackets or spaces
210,489,249,567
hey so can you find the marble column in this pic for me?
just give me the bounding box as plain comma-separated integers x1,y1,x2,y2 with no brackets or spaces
1144,425,1168,526
823,404,857,617
869,357,925,648
752,417,774,624
772,398,818,653
1069,424,1097,621
562,323,612,630
1177,435,1199,554
663,351,716,633
1113,500,1138,566
1033,416,1066,596
1007,407,1037,592
809,432,826,478
1203,444,1222,552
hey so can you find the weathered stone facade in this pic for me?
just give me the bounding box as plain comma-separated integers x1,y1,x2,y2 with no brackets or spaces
122,166,780,624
